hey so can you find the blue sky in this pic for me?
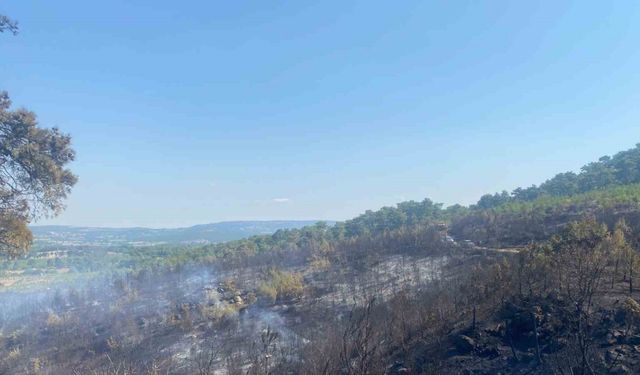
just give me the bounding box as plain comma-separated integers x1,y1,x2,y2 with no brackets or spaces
2,1,640,227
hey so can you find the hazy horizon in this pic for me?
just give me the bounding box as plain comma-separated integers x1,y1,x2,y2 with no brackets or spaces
3,1,640,227
29,219,333,230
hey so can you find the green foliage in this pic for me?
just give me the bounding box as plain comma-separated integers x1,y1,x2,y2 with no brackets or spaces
342,198,456,236
257,268,304,303
451,184,640,247
489,218,615,306
0,92,77,257
201,304,238,321
492,183,640,214
0,215,33,258
258,283,278,304
473,144,640,209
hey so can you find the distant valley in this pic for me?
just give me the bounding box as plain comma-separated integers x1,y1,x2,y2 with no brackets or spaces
30,220,333,247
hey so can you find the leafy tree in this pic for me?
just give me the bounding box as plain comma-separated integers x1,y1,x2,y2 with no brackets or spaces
613,219,640,294
579,158,617,191
0,15,77,257
539,171,580,196
0,92,77,257
476,191,511,209
257,268,304,303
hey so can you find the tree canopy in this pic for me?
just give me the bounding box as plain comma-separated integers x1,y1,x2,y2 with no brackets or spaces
0,92,77,257
0,13,76,257
474,144,640,210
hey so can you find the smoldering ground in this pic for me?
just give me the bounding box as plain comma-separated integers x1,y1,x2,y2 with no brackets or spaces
0,248,450,374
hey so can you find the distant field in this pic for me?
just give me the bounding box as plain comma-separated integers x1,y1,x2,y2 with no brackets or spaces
30,220,332,247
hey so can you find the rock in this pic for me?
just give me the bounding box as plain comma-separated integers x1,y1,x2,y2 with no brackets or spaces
454,335,476,354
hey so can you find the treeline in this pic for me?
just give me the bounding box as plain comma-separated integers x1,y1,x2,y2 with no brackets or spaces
451,183,640,247
205,221,452,273
202,199,457,267
339,199,465,236
209,144,640,257
475,144,640,209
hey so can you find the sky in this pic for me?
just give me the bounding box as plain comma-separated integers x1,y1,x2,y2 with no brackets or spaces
1,1,640,228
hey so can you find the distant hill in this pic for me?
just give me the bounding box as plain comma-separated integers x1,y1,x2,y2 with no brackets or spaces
30,220,333,247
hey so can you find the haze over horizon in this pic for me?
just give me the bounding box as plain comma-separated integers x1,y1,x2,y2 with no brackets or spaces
2,1,640,227
30,219,331,230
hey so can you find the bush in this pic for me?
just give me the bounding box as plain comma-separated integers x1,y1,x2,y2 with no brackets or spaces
257,268,304,303
258,284,278,304
201,304,237,321
46,313,63,327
